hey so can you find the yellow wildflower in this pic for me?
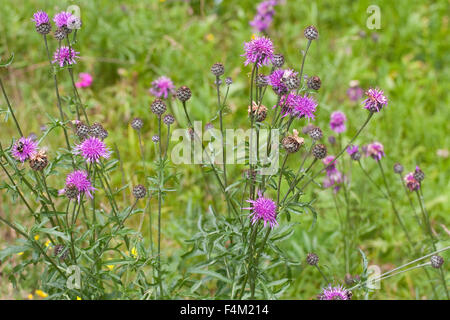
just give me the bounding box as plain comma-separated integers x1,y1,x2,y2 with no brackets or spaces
35,290,48,298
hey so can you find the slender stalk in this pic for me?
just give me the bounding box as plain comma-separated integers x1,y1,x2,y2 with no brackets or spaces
157,116,164,298
357,160,389,198
315,265,330,283
377,161,412,245
0,77,23,136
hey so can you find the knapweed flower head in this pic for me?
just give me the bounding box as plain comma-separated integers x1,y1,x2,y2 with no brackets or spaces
11,137,38,163
73,136,110,163
347,81,364,102
268,69,297,96
149,76,176,99
404,172,420,191
249,0,278,32
323,155,337,173
363,88,388,112
32,11,49,26
52,46,79,67
53,11,72,28
242,36,274,67
318,285,352,300
75,73,93,88
346,145,359,157
289,93,318,120
366,142,385,161
329,111,347,133
62,170,95,201
244,191,278,228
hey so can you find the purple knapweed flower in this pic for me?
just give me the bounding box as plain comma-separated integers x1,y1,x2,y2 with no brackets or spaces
268,69,297,96
62,170,95,201
52,46,79,67
149,76,176,99
249,0,278,32
53,11,72,28
11,137,38,163
318,285,352,300
32,11,50,26
289,93,318,120
404,173,420,191
347,86,364,102
322,156,343,192
329,111,347,133
244,191,278,228
73,136,110,163
363,88,388,112
242,36,274,67
366,142,385,161
75,73,93,88
347,145,359,157
323,155,337,173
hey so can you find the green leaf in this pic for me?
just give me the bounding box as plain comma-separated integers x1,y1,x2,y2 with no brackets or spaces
0,53,14,68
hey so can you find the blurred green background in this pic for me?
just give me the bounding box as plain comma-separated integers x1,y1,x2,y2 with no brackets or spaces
0,0,449,299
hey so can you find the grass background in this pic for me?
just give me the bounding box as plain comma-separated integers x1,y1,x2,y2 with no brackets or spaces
0,0,449,299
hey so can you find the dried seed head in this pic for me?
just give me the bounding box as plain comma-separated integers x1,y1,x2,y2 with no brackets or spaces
306,253,319,266
304,25,319,40
36,23,52,35
351,151,361,161
211,63,225,77
308,126,323,141
75,121,90,139
393,163,404,174
163,114,175,126
255,74,268,87
248,101,268,122
284,74,300,90
29,149,48,171
312,144,327,159
272,53,285,68
64,183,79,200
131,117,144,131
307,76,321,90
176,86,192,102
413,166,425,182
90,123,108,140
152,135,160,143
430,255,444,269
54,245,68,261
282,129,304,153
53,28,66,41
150,99,167,116
132,184,147,199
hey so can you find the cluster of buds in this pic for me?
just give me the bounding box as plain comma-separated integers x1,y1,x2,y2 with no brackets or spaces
74,120,108,141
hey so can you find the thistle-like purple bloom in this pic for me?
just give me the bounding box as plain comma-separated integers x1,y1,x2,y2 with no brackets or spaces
363,88,388,112
318,285,352,300
346,145,359,157
73,136,110,163
347,86,364,102
149,76,176,99
53,11,72,28
11,137,38,163
404,173,420,191
242,36,274,67
62,170,95,201
289,93,318,120
52,46,79,67
244,191,278,228
249,0,278,32
322,156,343,192
329,111,347,133
366,142,385,161
269,69,296,96
32,11,49,26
